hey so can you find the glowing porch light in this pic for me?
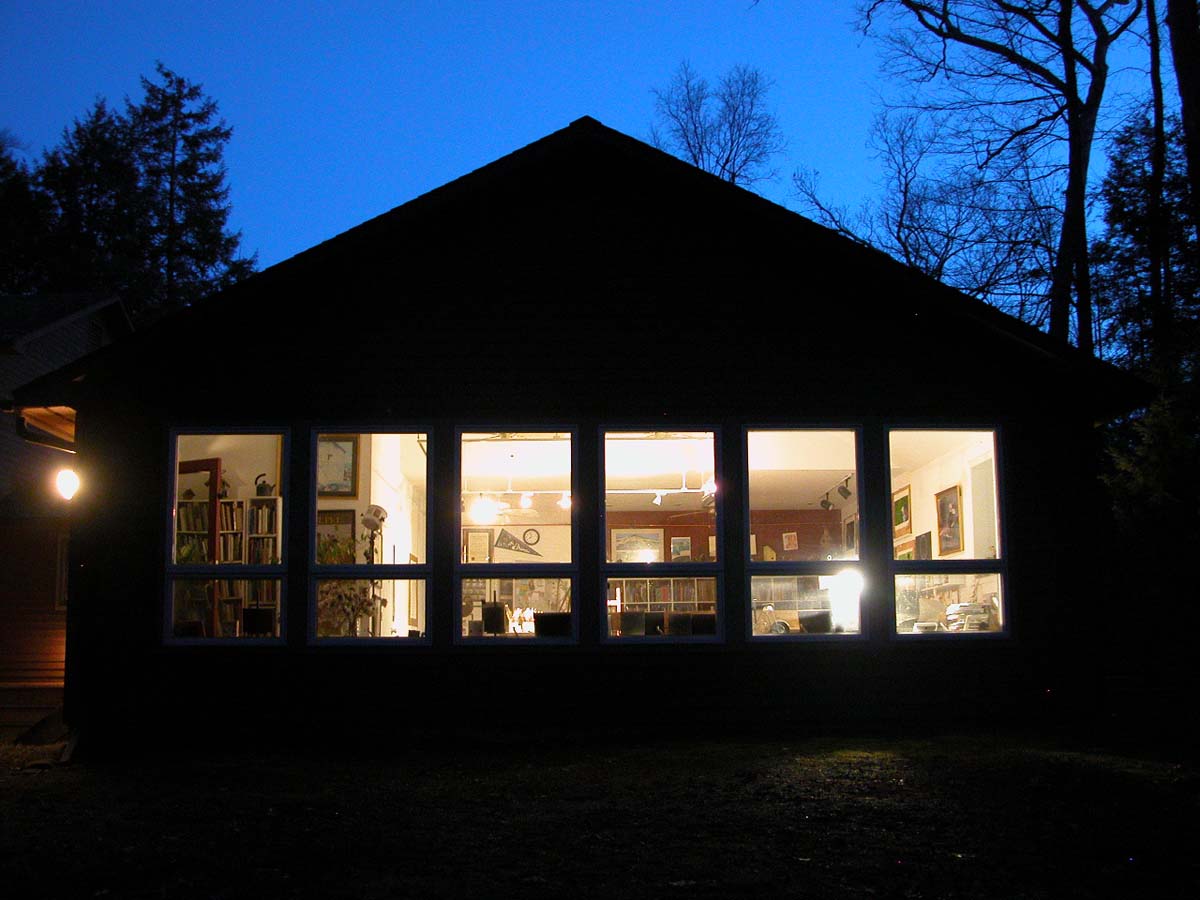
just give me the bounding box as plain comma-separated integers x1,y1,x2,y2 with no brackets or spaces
56,468,81,501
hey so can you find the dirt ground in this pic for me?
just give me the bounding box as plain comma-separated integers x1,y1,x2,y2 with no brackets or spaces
2,727,1197,899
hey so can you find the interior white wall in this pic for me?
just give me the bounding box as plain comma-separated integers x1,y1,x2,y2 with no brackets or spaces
891,433,995,560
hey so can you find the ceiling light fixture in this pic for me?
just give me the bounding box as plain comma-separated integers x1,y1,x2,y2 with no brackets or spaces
820,492,833,510
837,477,852,500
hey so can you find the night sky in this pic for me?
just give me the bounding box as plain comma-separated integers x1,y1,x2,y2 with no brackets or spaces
2,1,1153,270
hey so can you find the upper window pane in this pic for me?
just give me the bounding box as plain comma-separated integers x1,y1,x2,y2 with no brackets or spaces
889,430,1000,561
747,430,859,561
605,431,716,563
315,432,428,565
460,432,572,564
174,433,284,565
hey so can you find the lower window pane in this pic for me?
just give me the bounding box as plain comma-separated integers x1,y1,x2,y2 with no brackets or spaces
317,579,426,638
171,579,281,639
895,573,1003,633
606,577,718,636
750,572,862,636
461,578,572,638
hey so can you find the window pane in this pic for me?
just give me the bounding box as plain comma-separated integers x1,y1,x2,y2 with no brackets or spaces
747,430,858,561
750,572,862,635
889,431,1000,561
460,577,572,638
316,579,426,639
895,573,1004,634
460,433,571,564
315,432,428,565
605,432,716,563
170,579,281,639
605,577,717,636
174,434,284,565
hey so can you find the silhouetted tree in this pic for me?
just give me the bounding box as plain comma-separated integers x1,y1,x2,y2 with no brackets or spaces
127,63,255,319
0,130,53,294
795,110,1058,323
1166,0,1200,239
37,100,146,304
860,0,1143,354
651,61,785,187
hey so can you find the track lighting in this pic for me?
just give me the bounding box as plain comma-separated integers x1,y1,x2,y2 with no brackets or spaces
652,492,663,506
820,492,833,510
837,477,852,500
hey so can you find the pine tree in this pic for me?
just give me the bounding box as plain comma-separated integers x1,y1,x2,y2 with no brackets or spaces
0,130,53,294
127,63,255,320
37,100,145,303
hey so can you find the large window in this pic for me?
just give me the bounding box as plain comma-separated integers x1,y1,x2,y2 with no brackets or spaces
459,432,574,639
168,431,286,640
746,430,862,637
889,430,1004,634
312,432,428,640
603,431,719,638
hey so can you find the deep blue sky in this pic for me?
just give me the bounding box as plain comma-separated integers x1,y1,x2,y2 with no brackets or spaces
1,1,1152,271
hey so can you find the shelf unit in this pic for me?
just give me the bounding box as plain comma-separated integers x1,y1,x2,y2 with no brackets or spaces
246,495,281,564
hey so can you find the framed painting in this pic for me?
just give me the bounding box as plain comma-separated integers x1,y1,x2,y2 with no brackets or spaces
844,516,857,553
782,531,799,552
894,537,917,561
463,528,493,563
670,536,692,560
316,508,356,564
936,485,963,556
892,484,912,538
317,434,359,498
612,528,664,563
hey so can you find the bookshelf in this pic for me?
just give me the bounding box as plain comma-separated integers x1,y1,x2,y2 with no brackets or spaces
246,495,281,564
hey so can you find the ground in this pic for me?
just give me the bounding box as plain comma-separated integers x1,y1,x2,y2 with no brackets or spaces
2,728,1197,899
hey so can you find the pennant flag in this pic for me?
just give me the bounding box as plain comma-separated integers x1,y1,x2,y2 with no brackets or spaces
495,528,542,556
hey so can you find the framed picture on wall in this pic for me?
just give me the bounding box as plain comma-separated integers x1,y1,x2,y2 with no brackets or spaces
936,485,963,555
844,516,857,552
464,528,493,563
892,484,912,538
316,509,356,564
894,537,917,560
782,531,799,551
670,536,692,560
612,528,664,562
317,434,359,498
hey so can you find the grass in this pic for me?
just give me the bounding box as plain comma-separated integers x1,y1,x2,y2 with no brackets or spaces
2,728,1197,898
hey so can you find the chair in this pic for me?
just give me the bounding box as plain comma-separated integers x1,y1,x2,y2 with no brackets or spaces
241,607,276,637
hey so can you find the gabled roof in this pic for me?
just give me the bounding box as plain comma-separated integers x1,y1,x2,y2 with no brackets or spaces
1,292,130,352
10,116,1151,421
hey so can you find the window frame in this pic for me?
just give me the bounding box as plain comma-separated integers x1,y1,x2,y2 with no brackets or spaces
164,426,290,645
308,426,433,645
743,425,868,642
886,425,1009,640
454,425,579,645
600,425,724,643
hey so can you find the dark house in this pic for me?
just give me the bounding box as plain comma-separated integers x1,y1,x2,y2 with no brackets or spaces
1,292,130,734
11,117,1146,750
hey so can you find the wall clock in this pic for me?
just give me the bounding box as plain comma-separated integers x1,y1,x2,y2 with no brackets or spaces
522,528,541,546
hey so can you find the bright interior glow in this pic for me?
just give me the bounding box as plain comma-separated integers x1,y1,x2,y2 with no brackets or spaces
56,468,80,500
467,495,503,525
557,491,572,510
519,492,534,508
820,569,864,632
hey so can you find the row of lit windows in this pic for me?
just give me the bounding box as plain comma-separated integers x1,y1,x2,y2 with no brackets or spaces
167,428,1004,642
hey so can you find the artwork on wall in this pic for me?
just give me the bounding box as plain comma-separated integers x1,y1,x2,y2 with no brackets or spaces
782,531,799,551
316,509,356,564
317,434,359,498
936,485,963,555
844,516,857,552
894,537,917,560
612,528,664,562
915,531,932,560
892,485,912,538
670,536,692,560
464,528,493,563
